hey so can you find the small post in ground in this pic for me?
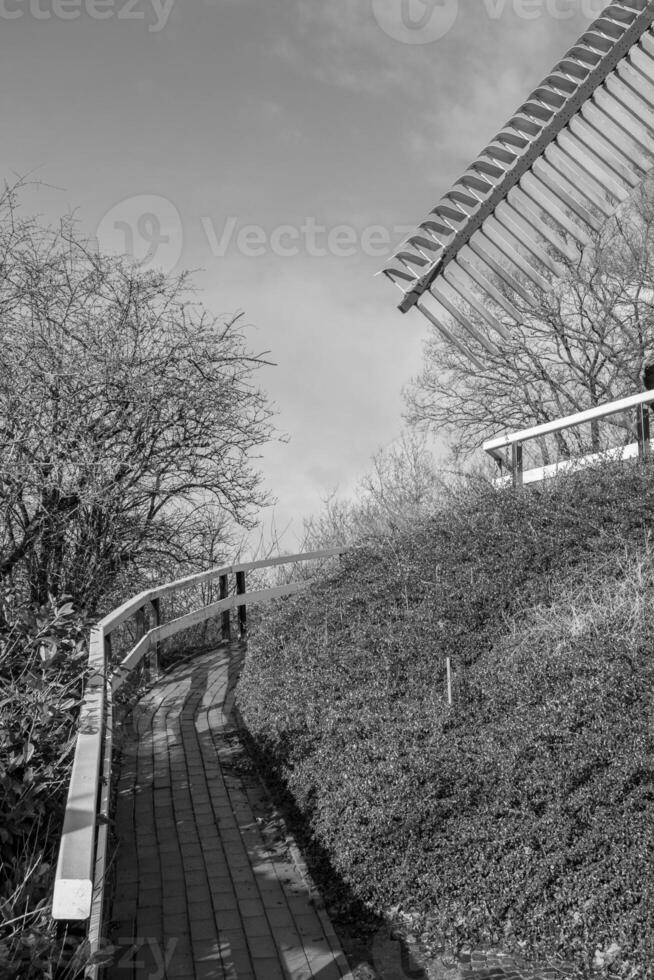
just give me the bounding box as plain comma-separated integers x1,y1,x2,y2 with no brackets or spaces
135,605,149,682
219,573,231,641
150,597,161,677
512,442,523,488
236,570,247,639
637,403,651,459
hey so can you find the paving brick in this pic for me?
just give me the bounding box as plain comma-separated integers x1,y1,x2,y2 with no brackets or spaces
212,892,237,912
137,872,161,890
246,934,279,959
135,910,163,931
188,897,214,921
195,962,226,980
266,907,296,929
161,894,188,915
233,880,259,900
242,916,274,939
214,909,244,932
289,932,322,955
256,872,284,890
238,898,266,919
162,913,189,935
222,833,248,850
212,805,235,821
223,947,255,977
161,861,186,881
163,961,195,979
225,853,251,871
229,865,256,885
181,855,206,871
190,918,219,942
261,891,290,910
252,956,286,980
137,888,161,908
207,873,234,893
216,928,249,953
184,868,209,887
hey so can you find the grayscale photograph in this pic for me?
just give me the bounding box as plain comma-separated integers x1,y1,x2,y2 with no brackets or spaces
0,1,652,978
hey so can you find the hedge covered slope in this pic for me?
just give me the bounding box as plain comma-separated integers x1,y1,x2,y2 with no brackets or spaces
237,461,654,977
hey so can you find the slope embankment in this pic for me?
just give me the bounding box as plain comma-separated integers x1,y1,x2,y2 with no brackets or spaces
237,460,654,978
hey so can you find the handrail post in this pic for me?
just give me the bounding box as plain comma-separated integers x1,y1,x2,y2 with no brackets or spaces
637,403,651,459
135,605,153,682
512,441,523,487
219,574,231,641
134,607,146,680
236,570,247,639
150,597,161,676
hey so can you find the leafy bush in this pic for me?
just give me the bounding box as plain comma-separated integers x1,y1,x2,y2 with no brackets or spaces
237,458,654,977
0,590,91,978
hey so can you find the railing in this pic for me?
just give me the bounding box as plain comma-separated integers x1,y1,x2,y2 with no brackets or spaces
483,389,654,486
51,548,344,965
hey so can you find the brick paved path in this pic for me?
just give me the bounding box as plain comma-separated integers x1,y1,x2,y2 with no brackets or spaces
105,644,354,980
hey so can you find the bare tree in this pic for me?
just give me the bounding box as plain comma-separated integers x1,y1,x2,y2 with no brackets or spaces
406,178,654,464
0,184,275,608
302,431,443,547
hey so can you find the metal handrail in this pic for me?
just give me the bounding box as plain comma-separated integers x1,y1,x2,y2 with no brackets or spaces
51,547,345,968
483,389,654,485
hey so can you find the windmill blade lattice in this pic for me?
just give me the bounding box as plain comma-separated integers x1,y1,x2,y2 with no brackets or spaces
382,1,654,365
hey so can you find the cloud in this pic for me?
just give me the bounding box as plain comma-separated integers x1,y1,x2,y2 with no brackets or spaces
265,0,435,95
198,251,428,544
268,0,596,101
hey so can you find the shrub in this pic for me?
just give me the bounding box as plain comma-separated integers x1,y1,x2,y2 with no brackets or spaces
0,589,91,978
237,458,654,976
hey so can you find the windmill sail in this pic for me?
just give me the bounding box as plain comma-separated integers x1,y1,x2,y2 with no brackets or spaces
382,1,654,364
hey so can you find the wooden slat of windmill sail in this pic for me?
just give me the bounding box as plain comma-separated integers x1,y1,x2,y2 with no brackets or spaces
382,1,654,366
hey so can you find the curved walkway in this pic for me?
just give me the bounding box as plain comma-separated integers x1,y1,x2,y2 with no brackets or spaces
105,643,353,980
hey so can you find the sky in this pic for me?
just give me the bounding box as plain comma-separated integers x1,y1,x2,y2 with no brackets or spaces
0,0,605,553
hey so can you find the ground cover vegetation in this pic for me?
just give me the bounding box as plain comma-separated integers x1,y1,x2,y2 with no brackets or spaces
237,457,654,978
0,182,274,977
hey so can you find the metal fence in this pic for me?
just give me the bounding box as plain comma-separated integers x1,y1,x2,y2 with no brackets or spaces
484,389,654,485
